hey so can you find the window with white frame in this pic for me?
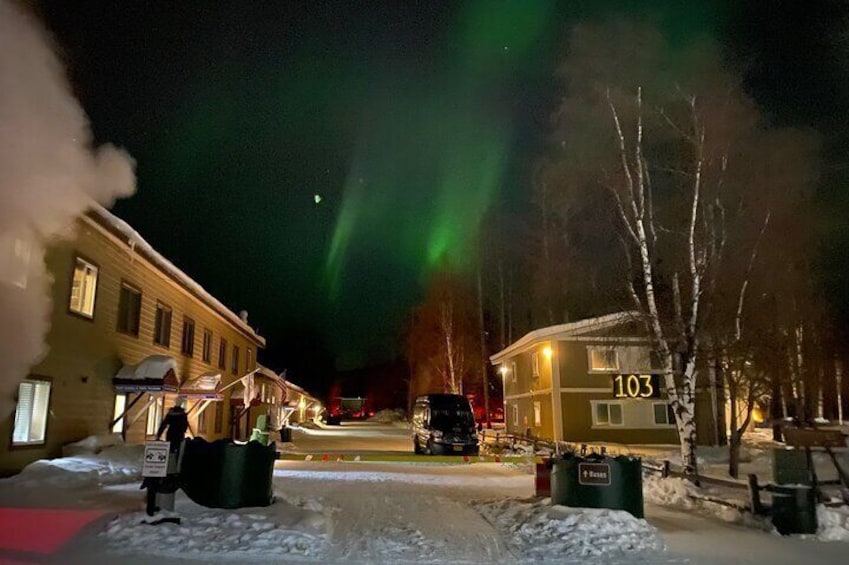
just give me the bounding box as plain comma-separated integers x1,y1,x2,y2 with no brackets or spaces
531,352,540,377
12,378,51,445
588,347,619,371
653,402,675,426
146,397,165,436
533,401,542,426
511,361,517,384
69,256,98,318
112,394,127,433
592,401,624,426
511,404,519,426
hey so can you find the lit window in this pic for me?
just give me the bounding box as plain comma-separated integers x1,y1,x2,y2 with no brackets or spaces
12,379,51,445
589,347,619,371
181,317,195,357
531,352,540,377
593,402,623,426
511,404,519,426
153,302,172,347
112,394,127,433
533,401,542,426
69,257,98,318
197,407,207,433
146,397,164,436
117,282,142,335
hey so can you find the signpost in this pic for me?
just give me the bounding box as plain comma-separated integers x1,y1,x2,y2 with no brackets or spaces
142,441,170,478
578,462,611,486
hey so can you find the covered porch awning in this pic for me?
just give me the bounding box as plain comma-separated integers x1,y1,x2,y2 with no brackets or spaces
229,385,262,407
113,355,179,392
179,372,223,400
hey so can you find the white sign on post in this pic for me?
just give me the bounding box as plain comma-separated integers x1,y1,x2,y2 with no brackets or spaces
142,441,170,477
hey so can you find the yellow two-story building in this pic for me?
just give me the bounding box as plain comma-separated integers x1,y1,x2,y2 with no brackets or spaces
2,206,265,475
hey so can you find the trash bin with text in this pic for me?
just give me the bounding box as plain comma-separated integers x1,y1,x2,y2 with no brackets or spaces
550,455,644,518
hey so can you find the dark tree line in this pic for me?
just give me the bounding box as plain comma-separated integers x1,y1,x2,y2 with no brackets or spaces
405,21,844,478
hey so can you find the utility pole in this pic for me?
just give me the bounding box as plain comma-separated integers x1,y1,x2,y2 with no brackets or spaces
477,265,491,429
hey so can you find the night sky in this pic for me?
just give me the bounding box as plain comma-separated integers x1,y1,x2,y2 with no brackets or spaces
36,1,849,382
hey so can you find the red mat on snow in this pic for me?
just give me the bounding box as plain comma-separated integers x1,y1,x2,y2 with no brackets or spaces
0,508,103,555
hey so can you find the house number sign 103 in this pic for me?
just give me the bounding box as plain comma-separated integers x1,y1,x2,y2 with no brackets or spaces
612,374,661,399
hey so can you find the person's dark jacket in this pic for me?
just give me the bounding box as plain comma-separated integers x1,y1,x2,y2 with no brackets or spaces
156,406,188,451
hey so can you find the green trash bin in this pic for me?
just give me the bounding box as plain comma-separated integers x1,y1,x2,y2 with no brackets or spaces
181,438,277,509
550,454,644,518
770,485,818,535
773,448,812,485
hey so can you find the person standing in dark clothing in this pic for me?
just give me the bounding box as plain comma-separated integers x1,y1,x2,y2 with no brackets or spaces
157,396,188,452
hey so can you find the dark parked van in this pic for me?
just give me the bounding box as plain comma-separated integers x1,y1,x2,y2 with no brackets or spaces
412,394,479,455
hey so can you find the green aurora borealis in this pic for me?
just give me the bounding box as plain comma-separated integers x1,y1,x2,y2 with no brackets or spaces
44,1,849,379
326,1,555,297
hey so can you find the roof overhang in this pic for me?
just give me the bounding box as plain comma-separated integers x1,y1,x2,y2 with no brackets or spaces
488,311,641,365
179,372,223,399
114,355,179,392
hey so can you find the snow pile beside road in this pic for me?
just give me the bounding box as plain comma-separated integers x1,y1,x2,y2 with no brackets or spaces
8,444,143,489
642,474,695,509
102,506,328,559
818,505,849,542
368,409,407,424
475,498,664,560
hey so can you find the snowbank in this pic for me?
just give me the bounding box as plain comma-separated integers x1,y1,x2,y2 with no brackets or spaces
367,409,406,424
818,505,849,542
61,433,124,457
101,506,327,560
642,475,696,509
474,498,664,561
8,444,143,489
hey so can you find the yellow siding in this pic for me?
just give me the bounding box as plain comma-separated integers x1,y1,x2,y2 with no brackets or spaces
1,217,263,475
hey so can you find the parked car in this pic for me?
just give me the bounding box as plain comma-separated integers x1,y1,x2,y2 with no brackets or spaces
324,413,342,426
411,394,479,455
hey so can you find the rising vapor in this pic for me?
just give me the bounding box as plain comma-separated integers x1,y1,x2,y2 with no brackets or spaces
0,1,136,418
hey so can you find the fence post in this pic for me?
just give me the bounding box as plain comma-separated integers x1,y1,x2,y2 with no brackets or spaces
747,474,763,515
662,460,670,479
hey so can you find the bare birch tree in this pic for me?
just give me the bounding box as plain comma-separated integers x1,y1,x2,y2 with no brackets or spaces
542,22,819,478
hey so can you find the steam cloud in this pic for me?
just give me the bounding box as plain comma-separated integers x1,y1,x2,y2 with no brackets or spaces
0,1,136,418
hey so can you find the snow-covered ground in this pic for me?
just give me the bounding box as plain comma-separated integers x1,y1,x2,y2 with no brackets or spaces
1,423,848,564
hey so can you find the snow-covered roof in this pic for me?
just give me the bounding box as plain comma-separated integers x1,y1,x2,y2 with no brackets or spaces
114,354,177,381
180,372,221,392
114,355,180,391
489,311,640,365
85,205,265,347
256,363,317,400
